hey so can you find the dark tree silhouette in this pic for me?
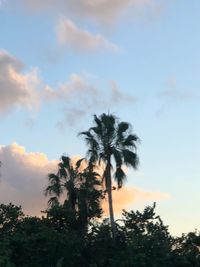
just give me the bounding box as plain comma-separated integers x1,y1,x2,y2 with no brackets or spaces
45,156,103,232
80,113,139,238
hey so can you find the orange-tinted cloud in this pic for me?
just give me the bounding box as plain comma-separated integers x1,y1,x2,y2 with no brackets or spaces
102,186,170,216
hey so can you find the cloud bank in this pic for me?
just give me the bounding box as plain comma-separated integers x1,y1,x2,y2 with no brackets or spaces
0,143,169,216
57,18,118,52
0,50,41,114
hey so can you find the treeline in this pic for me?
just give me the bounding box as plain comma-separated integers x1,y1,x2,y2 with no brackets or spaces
0,202,200,267
0,113,199,266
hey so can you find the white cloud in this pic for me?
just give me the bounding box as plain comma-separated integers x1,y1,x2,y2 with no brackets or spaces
0,143,170,216
0,50,41,114
57,18,118,52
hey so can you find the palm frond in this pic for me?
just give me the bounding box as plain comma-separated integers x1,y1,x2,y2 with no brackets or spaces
46,172,63,197
122,149,139,169
123,134,139,148
85,137,99,152
98,152,105,165
114,167,126,188
48,196,59,207
76,158,85,170
45,183,63,197
44,185,53,197
118,122,129,133
90,126,101,135
87,150,98,165
94,114,102,129
48,173,59,182
112,148,122,167
116,122,129,145
101,113,116,140
61,156,71,169
79,131,93,138
58,167,67,178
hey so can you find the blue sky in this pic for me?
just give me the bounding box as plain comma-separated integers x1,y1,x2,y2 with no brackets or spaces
0,0,200,236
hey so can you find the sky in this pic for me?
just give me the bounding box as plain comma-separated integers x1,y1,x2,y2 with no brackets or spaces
0,0,200,236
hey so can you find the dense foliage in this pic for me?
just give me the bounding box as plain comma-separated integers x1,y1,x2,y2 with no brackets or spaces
0,203,199,267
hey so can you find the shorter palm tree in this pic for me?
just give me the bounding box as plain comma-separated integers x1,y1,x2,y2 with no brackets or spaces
45,156,79,210
45,156,103,231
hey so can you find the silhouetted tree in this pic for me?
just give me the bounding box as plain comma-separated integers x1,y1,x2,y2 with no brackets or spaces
0,202,199,267
80,113,139,238
45,156,103,232
0,203,24,267
122,203,173,267
172,231,200,267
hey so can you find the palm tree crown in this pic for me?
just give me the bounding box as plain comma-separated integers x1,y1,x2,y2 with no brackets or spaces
80,113,139,188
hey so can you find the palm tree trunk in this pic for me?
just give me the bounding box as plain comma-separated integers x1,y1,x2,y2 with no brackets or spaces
106,159,116,240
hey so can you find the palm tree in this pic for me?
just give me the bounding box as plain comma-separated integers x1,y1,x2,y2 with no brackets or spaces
45,156,103,231
45,156,80,211
78,167,103,227
80,113,139,238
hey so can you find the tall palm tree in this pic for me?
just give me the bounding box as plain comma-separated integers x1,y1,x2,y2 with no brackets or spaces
80,113,139,238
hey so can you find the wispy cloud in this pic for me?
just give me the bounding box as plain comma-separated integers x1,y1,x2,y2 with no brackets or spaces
0,50,41,114
57,18,118,53
159,88,195,101
158,78,197,101
22,0,161,25
158,78,196,100
155,78,198,118
110,80,137,104
44,73,137,127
